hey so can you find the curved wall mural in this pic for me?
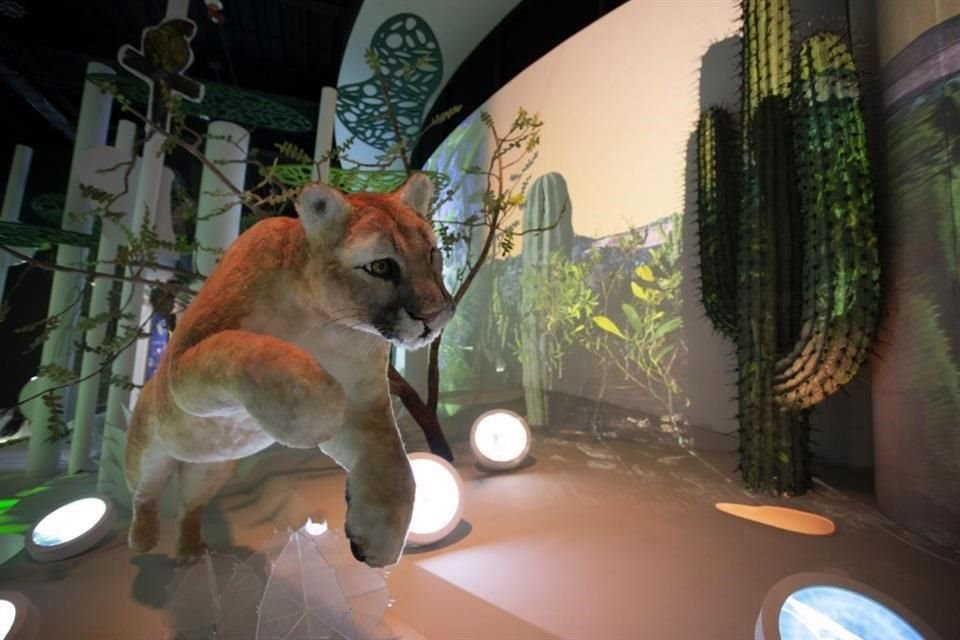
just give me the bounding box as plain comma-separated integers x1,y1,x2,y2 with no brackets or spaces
872,4,960,548
422,0,741,442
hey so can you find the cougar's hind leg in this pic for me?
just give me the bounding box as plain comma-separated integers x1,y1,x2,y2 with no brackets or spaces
174,459,238,563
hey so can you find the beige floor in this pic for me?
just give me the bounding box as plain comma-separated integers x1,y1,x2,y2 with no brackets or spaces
1,425,958,640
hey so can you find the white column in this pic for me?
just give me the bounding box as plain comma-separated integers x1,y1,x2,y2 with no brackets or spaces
313,87,338,184
165,0,190,20
0,145,33,302
68,121,138,475
100,130,165,443
195,120,249,276
25,62,114,479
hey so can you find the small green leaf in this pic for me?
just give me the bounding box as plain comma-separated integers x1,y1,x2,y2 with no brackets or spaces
592,315,625,339
621,304,644,334
652,342,675,362
652,317,682,340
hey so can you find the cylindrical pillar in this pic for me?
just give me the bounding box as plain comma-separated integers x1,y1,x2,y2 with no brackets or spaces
0,145,33,302
25,62,114,479
313,87,338,184
100,130,165,447
68,121,138,475
195,121,249,276
165,0,190,20
871,0,960,549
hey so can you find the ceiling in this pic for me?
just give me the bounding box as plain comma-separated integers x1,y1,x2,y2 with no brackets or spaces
0,0,362,154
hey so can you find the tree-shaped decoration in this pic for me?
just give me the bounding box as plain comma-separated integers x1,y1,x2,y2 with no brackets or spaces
119,17,205,126
336,13,443,154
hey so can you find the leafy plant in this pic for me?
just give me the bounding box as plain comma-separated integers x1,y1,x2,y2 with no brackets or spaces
592,214,686,416
517,252,597,382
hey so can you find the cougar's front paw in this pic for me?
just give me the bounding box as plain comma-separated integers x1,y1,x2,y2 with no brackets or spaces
344,461,415,568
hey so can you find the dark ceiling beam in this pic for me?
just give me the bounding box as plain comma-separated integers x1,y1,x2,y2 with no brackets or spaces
0,58,75,143
277,0,346,18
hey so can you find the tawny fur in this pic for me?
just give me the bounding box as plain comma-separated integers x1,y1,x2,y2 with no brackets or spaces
124,174,454,566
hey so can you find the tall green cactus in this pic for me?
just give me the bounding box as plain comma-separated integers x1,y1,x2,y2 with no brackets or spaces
773,33,880,409
696,108,740,338
696,0,879,494
520,172,573,427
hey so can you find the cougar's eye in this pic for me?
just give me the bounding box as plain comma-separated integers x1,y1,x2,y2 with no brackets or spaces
363,258,398,279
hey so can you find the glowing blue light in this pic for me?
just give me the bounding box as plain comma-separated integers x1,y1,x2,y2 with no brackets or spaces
779,586,924,640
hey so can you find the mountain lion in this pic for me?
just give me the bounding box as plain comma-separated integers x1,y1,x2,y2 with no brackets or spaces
125,173,455,566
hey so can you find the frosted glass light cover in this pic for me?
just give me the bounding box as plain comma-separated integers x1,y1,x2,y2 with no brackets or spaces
25,496,115,562
407,453,465,546
31,498,106,547
470,410,531,470
0,592,32,640
756,573,940,640
0,599,15,640
779,587,923,640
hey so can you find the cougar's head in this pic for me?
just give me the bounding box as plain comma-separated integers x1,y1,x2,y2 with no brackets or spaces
296,173,456,350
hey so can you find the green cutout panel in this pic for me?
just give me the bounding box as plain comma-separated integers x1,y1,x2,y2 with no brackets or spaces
336,13,443,151
273,164,449,197
0,221,98,249
89,73,312,133
31,193,66,226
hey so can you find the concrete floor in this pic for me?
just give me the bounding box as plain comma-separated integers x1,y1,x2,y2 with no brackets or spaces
0,423,958,639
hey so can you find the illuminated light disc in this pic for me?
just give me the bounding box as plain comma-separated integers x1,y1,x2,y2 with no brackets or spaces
407,453,465,546
303,517,328,536
32,498,106,547
0,600,15,640
756,573,940,640
779,587,922,640
0,592,32,640
25,496,115,562
470,410,531,470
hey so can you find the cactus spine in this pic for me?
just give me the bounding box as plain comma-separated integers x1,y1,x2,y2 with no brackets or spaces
696,1,879,493
520,172,573,427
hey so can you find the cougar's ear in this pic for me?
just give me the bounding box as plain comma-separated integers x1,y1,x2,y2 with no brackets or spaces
395,172,433,220
297,182,351,242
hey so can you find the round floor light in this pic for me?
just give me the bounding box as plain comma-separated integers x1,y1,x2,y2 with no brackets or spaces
0,591,36,640
406,452,465,546
756,573,940,640
470,409,532,471
302,517,328,536
25,496,115,562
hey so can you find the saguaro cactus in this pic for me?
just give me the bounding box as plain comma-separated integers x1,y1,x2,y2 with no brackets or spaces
696,107,740,338
520,172,573,427
773,33,880,409
696,0,879,494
